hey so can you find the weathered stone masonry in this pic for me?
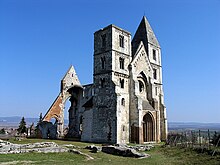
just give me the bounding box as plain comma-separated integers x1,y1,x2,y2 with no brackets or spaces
42,16,168,144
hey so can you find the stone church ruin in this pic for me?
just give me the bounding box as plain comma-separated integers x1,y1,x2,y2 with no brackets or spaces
40,16,168,144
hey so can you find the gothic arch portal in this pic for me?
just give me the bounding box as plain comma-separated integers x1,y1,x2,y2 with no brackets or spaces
143,113,155,142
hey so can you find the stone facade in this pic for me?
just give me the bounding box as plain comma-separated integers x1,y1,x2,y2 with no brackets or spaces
42,16,167,144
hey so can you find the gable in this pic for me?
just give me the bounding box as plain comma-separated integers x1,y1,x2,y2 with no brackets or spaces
62,65,82,91
130,41,153,77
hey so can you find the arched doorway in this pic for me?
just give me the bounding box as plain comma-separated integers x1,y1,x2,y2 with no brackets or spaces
143,113,154,142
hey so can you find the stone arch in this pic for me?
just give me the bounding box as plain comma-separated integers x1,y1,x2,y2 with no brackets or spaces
143,112,155,142
139,71,148,84
43,86,83,139
137,71,148,98
137,71,153,103
64,86,83,138
50,115,58,125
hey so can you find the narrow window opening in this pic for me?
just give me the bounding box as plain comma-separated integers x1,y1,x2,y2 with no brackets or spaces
100,78,105,88
152,100,155,109
119,35,124,48
119,57,124,69
122,125,125,131
153,69,157,79
155,87,158,96
153,49,156,61
120,78,124,88
121,98,125,106
101,34,106,47
101,56,106,69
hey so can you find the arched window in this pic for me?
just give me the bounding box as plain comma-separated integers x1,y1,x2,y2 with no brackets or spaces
119,35,124,48
138,80,144,93
121,98,125,106
119,57,124,69
120,78,124,88
101,56,106,69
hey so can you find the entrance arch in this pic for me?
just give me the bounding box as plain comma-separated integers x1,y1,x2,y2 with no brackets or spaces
143,113,154,142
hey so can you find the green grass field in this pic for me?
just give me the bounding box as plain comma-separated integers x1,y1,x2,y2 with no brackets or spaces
0,139,219,165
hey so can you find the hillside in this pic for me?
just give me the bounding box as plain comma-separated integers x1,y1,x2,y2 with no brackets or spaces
1,117,220,131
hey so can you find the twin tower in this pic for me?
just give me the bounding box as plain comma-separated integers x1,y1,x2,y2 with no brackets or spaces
43,16,167,144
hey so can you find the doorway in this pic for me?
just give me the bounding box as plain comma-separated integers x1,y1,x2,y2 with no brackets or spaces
143,113,154,142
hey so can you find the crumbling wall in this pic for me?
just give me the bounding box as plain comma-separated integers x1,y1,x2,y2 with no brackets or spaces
39,121,57,139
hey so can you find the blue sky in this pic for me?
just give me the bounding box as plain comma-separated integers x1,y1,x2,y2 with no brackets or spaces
0,0,220,123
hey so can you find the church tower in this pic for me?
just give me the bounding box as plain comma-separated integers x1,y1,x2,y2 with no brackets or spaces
132,16,167,141
92,25,131,143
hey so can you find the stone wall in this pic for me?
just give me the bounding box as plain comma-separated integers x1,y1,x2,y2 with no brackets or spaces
81,108,93,142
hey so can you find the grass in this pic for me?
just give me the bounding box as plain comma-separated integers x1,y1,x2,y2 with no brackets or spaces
0,152,85,165
1,138,220,165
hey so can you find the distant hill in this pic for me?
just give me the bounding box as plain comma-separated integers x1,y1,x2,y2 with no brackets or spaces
0,116,38,127
168,122,220,131
1,117,220,131
0,116,68,127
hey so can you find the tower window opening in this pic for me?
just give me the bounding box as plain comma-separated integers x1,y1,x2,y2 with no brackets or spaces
155,87,158,96
101,56,106,69
119,35,124,48
153,69,157,79
153,49,156,61
120,78,124,88
122,125,125,131
121,98,125,106
101,34,106,47
119,57,124,69
100,78,106,88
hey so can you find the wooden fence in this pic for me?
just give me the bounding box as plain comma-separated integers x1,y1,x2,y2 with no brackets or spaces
166,130,220,156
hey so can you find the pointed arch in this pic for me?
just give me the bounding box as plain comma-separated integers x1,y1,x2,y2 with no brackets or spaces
143,112,155,142
137,71,153,104
139,71,148,85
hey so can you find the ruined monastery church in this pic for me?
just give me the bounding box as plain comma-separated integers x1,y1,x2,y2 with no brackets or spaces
42,16,168,144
